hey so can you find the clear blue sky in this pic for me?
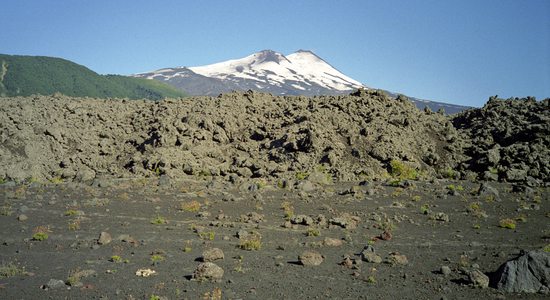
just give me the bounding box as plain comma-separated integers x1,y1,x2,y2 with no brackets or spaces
1,0,549,107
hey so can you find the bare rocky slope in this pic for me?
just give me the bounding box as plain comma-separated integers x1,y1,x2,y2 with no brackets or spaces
0,91,548,186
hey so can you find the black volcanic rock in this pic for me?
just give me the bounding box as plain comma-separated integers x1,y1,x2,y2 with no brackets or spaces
491,250,550,294
452,96,550,184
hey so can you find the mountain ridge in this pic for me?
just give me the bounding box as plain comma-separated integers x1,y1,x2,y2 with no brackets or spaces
135,49,470,114
0,54,187,100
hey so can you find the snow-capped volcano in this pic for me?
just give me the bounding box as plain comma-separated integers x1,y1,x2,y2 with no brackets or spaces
135,50,365,96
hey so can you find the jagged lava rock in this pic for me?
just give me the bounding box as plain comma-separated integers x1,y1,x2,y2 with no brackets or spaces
492,250,550,294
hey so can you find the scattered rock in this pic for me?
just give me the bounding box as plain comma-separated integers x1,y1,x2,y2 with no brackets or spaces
193,262,224,282
240,212,264,223
299,250,324,266
492,250,550,293
291,214,315,226
323,237,343,247
17,214,28,221
377,231,392,241
478,183,500,201
340,256,354,268
386,252,409,266
296,180,316,192
97,231,112,245
440,266,452,276
330,214,360,229
236,229,250,239
202,248,225,262
44,279,66,289
361,251,383,264
468,269,489,288
434,212,450,222
135,268,156,277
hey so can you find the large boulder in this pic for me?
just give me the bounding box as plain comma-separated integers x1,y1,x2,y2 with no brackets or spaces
491,250,550,294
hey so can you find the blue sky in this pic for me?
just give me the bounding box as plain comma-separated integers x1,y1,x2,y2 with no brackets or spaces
1,0,548,107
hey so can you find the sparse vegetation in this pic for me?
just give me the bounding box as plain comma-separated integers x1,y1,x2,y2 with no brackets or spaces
64,209,78,216
180,200,201,212
32,225,51,241
306,228,320,237
543,244,550,253
391,188,403,197
295,171,309,181
467,202,487,218
32,232,48,241
66,268,89,286
49,176,64,184
255,179,268,189
0,204,13,216
389,160,418,180
515,214,527,223
446,184,464,192
239,233,262,251
198,231,215,241
202,287,222,300
110,255,122,263
281,201,294,219
233,255,245,273
68,219,81,231
420,204,430,215
150,215,168,225
150,254,165,264
182,240,192,252
441,167,460,179
0,261,25,278
499,218,516,229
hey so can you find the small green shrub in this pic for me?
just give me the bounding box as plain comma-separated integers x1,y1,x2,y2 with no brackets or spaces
389,160,418,180
306,228,320,237
239,233,262,251
198,231,215,241
295,172,309,181
0,262,25,278
281,201,294,219
150,215,167,225
64,209,78,216
0,204,13,216
420,204,430,215
150,254,165,264
446,184,464,192
499,218,516,229
543,244,550,253
32,232,48,241
50,176,64,184
180,200,201,212
110,255,122,263
441,167,460,179
67,219,81,231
